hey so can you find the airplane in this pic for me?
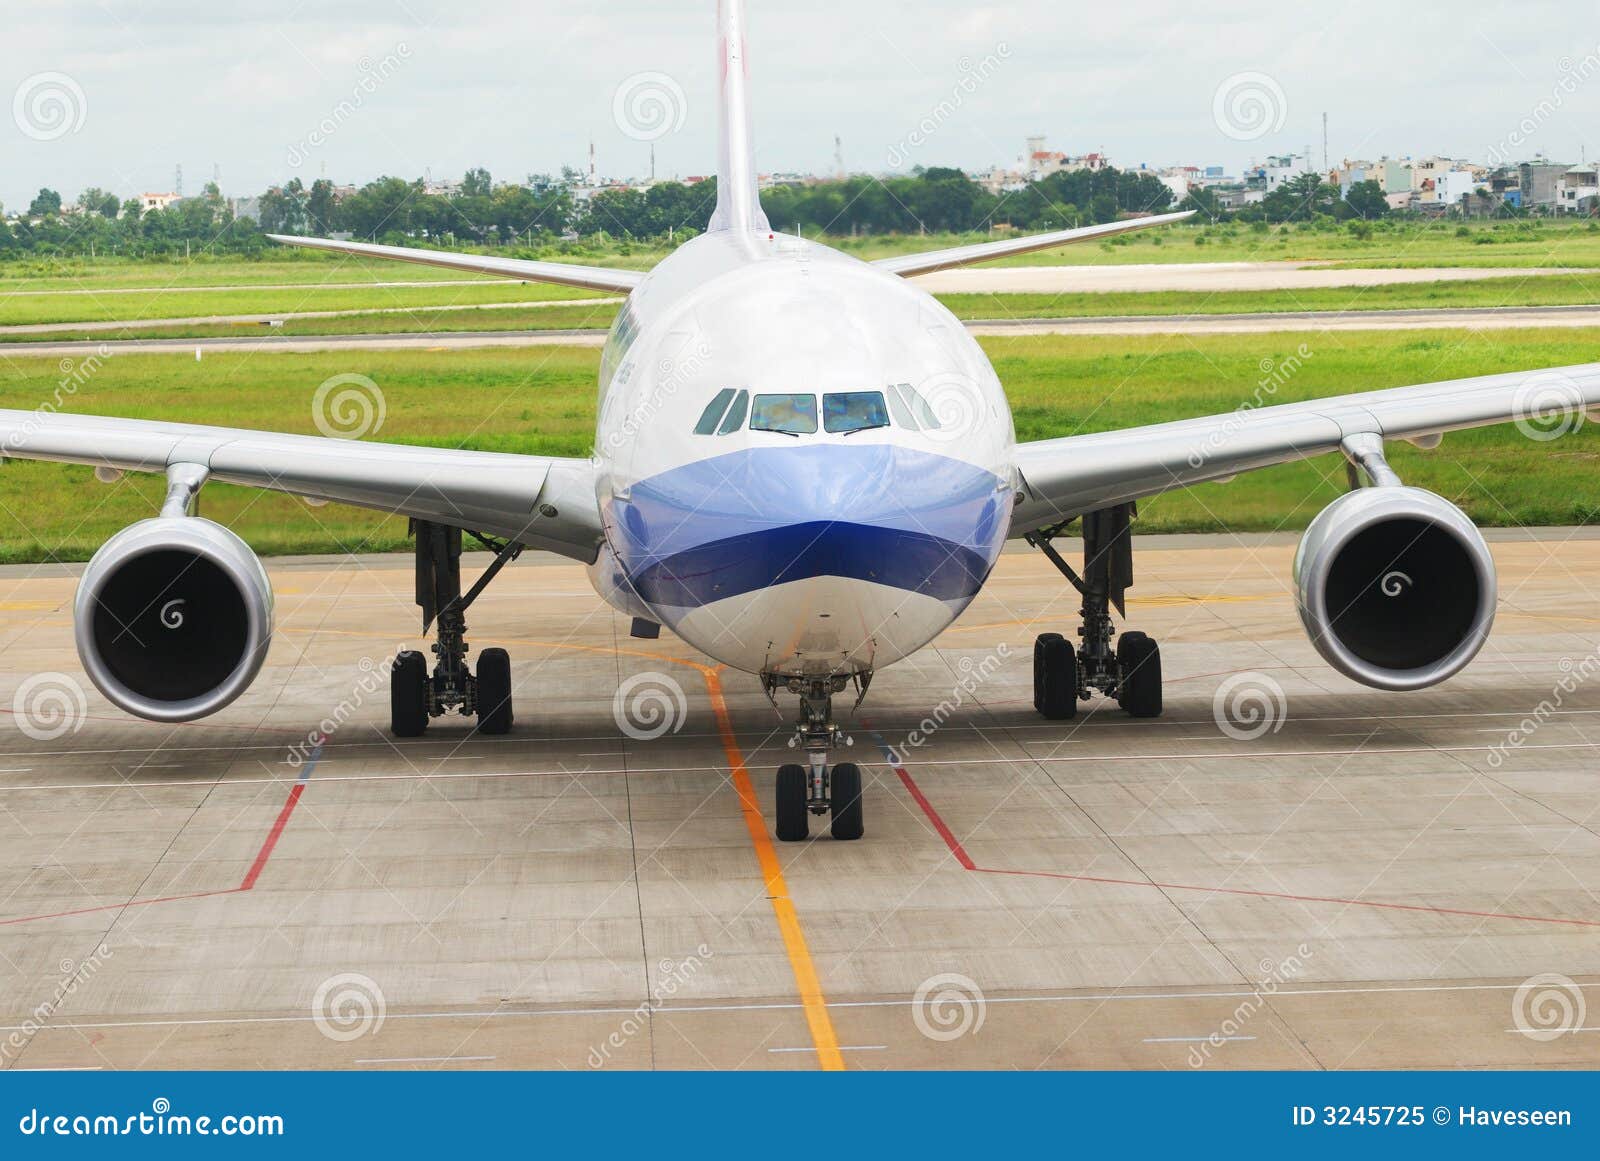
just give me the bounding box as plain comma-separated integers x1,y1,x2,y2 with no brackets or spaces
5,0,1598,844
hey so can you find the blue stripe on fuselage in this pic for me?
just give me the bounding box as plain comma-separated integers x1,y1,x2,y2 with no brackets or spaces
608,444,1010,610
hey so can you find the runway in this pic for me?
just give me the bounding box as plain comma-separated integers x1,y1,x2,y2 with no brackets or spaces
12,302,1600,361
1,533,1598,1070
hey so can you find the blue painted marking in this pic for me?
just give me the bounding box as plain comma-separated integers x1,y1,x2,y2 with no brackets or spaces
611,443,1010,610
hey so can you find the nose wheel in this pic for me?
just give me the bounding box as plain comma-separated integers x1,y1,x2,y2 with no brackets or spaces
767,674,866,841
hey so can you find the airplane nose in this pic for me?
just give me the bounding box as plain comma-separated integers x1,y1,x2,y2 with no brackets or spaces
613,442,1010,612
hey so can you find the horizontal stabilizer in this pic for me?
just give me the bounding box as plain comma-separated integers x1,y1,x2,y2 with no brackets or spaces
874,210,1196,278
267,234,644,294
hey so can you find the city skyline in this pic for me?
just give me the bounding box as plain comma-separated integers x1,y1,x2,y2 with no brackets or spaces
4,1,1599,211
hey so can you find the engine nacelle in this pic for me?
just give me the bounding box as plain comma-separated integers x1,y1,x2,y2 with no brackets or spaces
1294,486,1495,691
74,518,274,722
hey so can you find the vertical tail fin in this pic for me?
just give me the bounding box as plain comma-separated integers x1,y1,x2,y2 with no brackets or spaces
708,0,770,233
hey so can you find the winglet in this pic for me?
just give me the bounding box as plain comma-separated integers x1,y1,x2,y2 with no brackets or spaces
707,0,771,233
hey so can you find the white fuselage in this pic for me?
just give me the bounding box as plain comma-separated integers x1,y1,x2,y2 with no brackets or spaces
587,229,1017,678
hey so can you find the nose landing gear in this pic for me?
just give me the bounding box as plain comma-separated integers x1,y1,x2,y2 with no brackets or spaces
1027,503,1163,721
765,673,866,841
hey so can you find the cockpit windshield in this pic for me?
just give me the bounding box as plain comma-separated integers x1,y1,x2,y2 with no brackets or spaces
822,391,890,435
691,383,947,437
750,393,819,436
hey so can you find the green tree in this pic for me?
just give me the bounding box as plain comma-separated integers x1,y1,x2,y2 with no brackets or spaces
28,188,62,217
1343,179,1390,220
308,179,335,234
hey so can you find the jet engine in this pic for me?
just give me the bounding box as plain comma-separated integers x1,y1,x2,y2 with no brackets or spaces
74,517,274,722
1294,485,1495,691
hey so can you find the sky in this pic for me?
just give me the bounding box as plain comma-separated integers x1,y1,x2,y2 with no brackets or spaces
3,0,1599,210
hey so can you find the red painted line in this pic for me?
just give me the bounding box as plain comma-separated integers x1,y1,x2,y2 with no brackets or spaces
239,782,304,891
0,889,236,927
889,763,975,871
885,745,1600,930
2,768,311,925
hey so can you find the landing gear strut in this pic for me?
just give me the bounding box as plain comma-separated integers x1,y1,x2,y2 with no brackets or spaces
390,521,522,737
765,673,865,842
1026,503,1163,720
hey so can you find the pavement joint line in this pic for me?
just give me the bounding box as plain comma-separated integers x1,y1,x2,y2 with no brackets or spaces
14,731,1600,795
872,735,1600,930
0,742,321,927
8,981,1598,1035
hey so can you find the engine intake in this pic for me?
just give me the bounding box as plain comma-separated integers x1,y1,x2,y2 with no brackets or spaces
74,517,273,721
1294,486,1495,691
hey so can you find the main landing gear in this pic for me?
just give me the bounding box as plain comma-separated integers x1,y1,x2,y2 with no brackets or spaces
391,521,522,738
1026,503,1163,721
765,673,867,842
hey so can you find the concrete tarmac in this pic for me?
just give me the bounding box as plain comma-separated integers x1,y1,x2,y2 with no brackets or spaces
0,535,1598,1070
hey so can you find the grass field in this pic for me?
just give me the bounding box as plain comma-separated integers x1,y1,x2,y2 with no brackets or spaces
0,328,1596,562
5,218,1600,301
7,271,1600,344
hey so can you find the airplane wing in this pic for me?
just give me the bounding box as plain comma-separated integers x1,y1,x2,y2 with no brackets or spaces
266,234,646,295
0,410,605,562
873,210,1195,278
1009,362,1600,534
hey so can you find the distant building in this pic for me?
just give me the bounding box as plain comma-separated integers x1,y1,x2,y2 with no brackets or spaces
1558,166,1599,214
137,192,181,212
1022,137,1110,180
1434,170,1478,209
229,196,261,224
1368,158,1413,194
1519,162,1571,209
1246,154,1314,195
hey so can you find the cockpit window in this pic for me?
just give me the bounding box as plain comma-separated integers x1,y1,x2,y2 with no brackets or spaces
694,388,737,435
717,390,749,434
823,391,890,435
751,393,818,435
889,383,943,431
